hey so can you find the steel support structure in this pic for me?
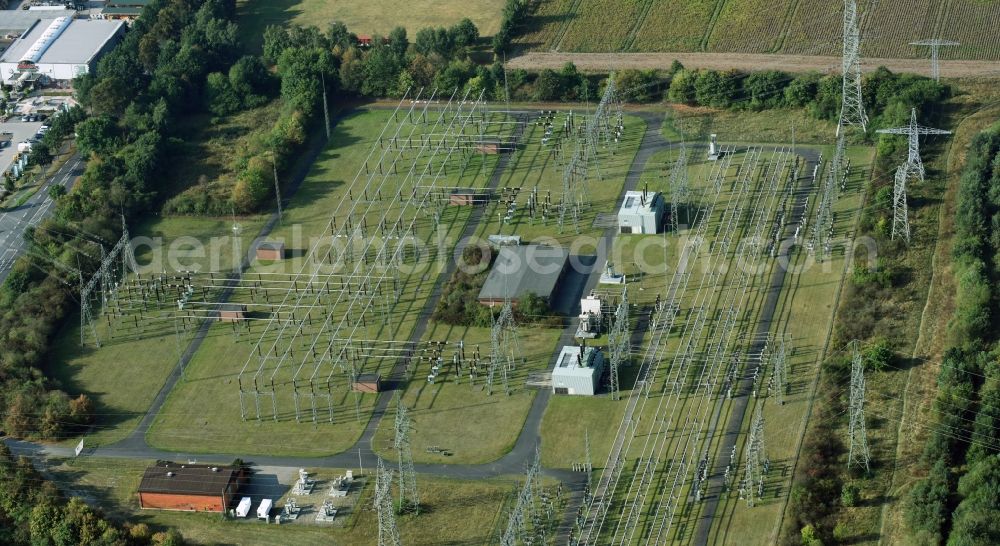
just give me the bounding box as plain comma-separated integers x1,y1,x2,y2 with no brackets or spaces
910,39,959,82
838,0,868,133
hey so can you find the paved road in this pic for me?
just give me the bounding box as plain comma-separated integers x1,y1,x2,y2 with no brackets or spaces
0,153,83,284
508,51,1000,78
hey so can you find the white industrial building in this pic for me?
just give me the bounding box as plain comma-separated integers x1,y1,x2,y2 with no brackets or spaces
552,345,605,396
0,17,124,83
617,189,664,234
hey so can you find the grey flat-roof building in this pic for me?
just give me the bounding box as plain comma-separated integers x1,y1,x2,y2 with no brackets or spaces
617,190,664,234
478,244,569,306
0,17,125,81
552,345,605,396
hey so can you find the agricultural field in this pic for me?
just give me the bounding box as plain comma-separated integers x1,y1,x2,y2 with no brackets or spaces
705,0,796,53
237,0,502,51
518,0,1000,59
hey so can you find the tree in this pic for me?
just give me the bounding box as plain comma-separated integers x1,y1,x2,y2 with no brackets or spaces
262,25,289,64
361,38,402,96
905,459,949,543
745,70,785,109
204,71,240,116
228,55,272,108
74,116,119,157
862,338,894,372
449,18,479,50
534,69,563,101
388,26,409,60
785,73,821,107
668,69,697,105
327,21,355,50
47,184,66,201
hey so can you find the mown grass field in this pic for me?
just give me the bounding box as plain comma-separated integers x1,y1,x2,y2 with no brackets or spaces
147,107,507,456
47,215,268,449
237,0,502,51
518,0,1000,59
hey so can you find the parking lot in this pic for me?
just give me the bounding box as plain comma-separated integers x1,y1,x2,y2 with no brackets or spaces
0,120,44,177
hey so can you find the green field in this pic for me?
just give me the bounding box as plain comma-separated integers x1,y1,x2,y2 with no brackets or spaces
147,107,508,456
518,0,1000,59
237,0,502,51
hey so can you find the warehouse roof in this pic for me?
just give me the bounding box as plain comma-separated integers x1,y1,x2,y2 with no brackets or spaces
0,18,123,65
618,190,660,215
138,462,239,497
478,244,568,302
0,13,63,37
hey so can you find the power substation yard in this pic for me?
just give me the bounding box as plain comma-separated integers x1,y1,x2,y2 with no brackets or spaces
53,71,878,544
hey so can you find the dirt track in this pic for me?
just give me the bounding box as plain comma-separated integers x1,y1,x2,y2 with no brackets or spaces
508,51,1000,78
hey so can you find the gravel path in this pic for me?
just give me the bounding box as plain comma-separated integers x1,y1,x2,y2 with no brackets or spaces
508,51,1000,78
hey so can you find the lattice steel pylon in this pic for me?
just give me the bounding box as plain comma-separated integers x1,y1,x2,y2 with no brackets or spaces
375,459,401,546
486,289,519,396
741,405,768,507
910,39,959,82
811,133,845,259
847,340,871,471
875,107,952,185
767,335,788,406
394,396,419,513
668,143,690,232
79,220,140,347
838,0,868,134
607,285,631,401
500,447,541,546
890,166,911,243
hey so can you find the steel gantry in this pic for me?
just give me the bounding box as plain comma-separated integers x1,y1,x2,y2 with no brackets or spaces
910,38,959,82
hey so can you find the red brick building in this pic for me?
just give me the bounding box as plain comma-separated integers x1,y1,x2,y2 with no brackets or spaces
138,462,245,512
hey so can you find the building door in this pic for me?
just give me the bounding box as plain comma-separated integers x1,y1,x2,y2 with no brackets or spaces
554,387,569,395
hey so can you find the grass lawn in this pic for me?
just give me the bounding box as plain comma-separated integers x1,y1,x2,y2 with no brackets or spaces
237,0,502,52
664,105,842,145
46,215,268,449
706,145,873,545
46,456,511,546
147,107,510,456
372,322,564,465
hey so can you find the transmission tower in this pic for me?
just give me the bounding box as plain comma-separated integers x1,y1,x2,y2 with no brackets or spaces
607,285,631,400
838,0,868,134
501,448,541,546
668,144,690,232
811,133,845,259
375,459,402,546
847,340,870,471
486,291,519,396
875,107,952,185
890,166,911,243
910,39,959,82
740,405,768,507
767,336,788,406
394,396,419,512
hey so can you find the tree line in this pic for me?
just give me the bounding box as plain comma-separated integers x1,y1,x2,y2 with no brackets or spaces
0,443,187,545
1,0,240,438
903,124,1000,545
